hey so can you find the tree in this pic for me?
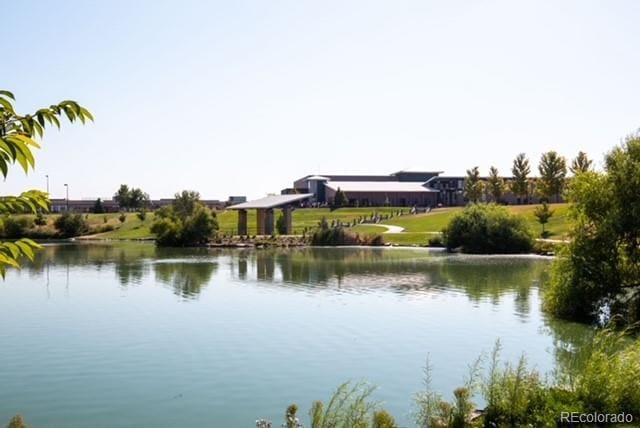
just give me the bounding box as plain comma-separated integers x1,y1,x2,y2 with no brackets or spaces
54,212,89,238
172,190,201,220
538,151,567,202
332,187,348,208
93,198,105,214
486,166,504,203
129,187,150,210
151,191,218,246
570,151,593,175
113,184,131,209
533,202,554,238
114,185,148,210
545,132,640,325
510,153,530,204
442,204,534,254
463,166,483,203
0,89,92,276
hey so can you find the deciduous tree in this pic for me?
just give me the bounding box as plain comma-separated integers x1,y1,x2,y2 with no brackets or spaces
0,89,92,276
545,132,640,324
486,166,504,203
463,166,483,203
538,151,567,202
510,153,530,204
570,151,593,175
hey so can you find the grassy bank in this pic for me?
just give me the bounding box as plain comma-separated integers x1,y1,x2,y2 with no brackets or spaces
2,204,572,246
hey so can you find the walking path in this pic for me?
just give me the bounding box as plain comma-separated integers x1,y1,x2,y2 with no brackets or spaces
365,224,405,234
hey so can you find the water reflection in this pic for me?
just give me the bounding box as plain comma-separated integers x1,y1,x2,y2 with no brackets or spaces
9,243,596,425
154,261,217,298
26,245,551,308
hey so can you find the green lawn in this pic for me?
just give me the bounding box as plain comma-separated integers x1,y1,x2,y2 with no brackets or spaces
93,207,409,239
379,203,572,239
13,204,573,245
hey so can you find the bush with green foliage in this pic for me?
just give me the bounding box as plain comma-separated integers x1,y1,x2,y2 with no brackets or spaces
442,203,533,254
118,213,127,223
151,191,218,247
545,133,640,325
1,216,33,239
413,330,640,428
137,210,147,221
311,218,384,246
53,213,89,238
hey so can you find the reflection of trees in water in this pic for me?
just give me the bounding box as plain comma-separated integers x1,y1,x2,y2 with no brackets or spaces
153,262,217,298
437,260,548,314
541,315,595,382
228,250,550,315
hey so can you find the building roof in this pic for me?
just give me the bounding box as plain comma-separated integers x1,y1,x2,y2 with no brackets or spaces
228,193,313,209
324,181,438,193
306,175,330,180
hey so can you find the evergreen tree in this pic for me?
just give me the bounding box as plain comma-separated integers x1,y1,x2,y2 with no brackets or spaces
333,187,348,208
92,198,105,213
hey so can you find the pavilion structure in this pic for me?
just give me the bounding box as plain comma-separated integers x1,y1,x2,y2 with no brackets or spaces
228,194,313,235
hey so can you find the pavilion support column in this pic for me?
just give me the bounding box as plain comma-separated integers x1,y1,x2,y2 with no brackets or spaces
283,206,293,235
237,209,248,236
257,208,266,235
264,208,275,235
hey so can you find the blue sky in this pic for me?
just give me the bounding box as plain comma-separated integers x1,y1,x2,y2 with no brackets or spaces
3,0,640,200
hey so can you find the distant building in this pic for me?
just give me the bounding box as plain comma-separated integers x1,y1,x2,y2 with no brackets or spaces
285,171,555,207
227,196,247,206
285,170,442,207
50,198,224,213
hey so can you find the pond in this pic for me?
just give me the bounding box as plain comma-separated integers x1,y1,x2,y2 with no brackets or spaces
0,243,592,427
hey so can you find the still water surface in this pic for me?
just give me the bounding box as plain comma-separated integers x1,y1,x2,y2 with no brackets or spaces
0,243,591,427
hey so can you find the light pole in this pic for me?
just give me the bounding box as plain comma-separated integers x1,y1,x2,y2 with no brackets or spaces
45,175,49,194
64,183,69,212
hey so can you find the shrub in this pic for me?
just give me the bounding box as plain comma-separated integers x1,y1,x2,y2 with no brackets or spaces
34,211,47,226
427,235,444,247
311,219,384,246
2,216,32,239
119,213,127,223
53,213,89,238
137,210,147,221
442,204,533,254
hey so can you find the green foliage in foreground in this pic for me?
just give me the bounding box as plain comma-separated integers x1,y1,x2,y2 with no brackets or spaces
150,191,218,247
253,330,639,427
413,331,640,427
545,133,640,325
0,89,91,276
442,204,534,254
